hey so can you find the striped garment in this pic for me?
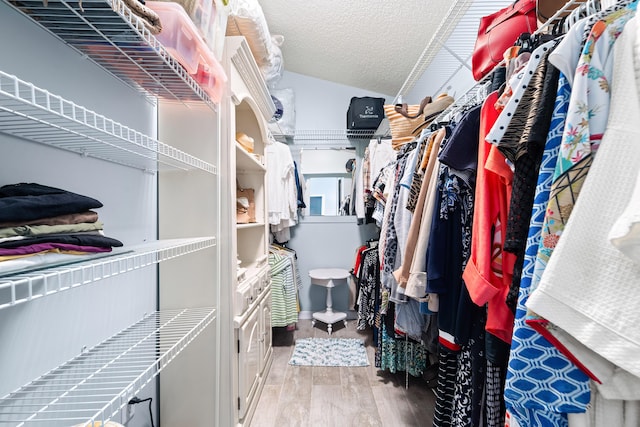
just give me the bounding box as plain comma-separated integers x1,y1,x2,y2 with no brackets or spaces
269,251,298,327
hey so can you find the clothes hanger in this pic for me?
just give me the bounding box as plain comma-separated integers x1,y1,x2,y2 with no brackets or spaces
563,2,585,33
515,32,534,53
551,13,568,35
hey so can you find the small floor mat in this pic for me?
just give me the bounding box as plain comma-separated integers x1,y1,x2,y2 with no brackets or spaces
288,337,369,367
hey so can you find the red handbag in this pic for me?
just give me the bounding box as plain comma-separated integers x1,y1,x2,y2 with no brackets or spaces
471,0,538,81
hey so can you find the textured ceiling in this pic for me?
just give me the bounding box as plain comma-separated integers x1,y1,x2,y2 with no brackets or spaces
260,0,454,96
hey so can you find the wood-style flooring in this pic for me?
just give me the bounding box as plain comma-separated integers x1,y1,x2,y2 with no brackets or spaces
250,319,436,427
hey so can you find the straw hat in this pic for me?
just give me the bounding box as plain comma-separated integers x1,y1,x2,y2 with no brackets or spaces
236,132,255,153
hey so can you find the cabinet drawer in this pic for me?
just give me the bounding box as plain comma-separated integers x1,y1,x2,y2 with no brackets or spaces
235,277,258,317
255,266,270,294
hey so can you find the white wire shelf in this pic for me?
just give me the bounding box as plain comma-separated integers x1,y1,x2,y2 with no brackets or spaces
0,237,216,311
0,307,216,426
0,70,216,173
3,0,214,109
291,129,380,142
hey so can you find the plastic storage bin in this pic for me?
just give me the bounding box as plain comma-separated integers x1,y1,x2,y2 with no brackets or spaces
146,1,227,102
152,0,214,42
151,0,228,60
205,0,229,60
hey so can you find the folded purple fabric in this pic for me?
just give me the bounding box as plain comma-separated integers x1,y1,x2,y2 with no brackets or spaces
0,243,112,256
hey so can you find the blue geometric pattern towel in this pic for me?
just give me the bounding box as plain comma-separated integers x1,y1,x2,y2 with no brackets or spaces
289,338,369,367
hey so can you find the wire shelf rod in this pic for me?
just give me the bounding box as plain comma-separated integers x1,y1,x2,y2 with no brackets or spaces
289,129,381,141
0,237,216,311
0,70,216,174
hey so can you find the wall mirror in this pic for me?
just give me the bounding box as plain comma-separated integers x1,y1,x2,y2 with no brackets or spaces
299,147,357,217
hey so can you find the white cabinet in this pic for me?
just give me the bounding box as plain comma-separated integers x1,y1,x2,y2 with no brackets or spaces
260,292,273,373
0,1,220,426
222,36,274,426
234,281,272,424
237,306,261,419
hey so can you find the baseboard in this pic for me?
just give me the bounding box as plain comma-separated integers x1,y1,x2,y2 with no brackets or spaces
298,311,312,320
298,310,357,321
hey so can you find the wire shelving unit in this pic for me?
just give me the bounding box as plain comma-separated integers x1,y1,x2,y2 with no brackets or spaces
0,307,216,426
3,0,215,110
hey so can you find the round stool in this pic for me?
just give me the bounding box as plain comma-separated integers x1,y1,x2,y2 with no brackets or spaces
309,268,350,335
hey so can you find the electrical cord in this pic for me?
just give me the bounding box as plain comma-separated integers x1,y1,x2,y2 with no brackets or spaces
128,396,154,427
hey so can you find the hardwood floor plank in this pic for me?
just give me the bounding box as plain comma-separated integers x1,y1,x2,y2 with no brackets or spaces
309,385,345,427
340,367,384,426
313,366,342,385
265,346,292,386
279,366,313,398
273,366,312,426
249,385,281,427
341,366,372,394
372,384,424,427
252,321,435,427
273,401,312,427
365,345,382,386
294,320,315,339
404,377,436,424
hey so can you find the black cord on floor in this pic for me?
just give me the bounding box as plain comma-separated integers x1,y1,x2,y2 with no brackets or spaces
128,396,154,427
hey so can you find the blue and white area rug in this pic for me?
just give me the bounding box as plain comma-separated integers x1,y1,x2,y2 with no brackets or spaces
289,337,369,367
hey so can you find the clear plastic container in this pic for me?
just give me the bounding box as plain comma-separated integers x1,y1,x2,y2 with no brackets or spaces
146,1,227,102
192,42,227,102
146,1,202,73
204,0,229,60
191,0,215,39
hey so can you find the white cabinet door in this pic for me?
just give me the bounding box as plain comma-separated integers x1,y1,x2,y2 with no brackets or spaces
259,292,273,373
238,307,260,419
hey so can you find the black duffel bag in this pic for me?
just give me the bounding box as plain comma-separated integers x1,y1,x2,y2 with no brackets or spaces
346,96,385,131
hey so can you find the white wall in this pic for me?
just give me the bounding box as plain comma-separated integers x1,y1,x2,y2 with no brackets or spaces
277,70,392,130
272,71,383,316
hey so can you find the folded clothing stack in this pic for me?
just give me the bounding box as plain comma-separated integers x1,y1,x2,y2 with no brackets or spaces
0,183,123,262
